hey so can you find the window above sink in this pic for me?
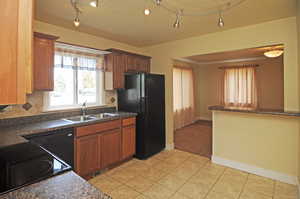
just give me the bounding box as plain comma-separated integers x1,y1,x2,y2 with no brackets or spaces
44,43,107,111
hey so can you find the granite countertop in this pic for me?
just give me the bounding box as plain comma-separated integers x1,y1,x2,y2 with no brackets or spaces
0,171,111,199
0,111,137,148
209,105,300,117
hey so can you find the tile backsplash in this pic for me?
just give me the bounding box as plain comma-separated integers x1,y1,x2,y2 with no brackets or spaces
0,91,117,119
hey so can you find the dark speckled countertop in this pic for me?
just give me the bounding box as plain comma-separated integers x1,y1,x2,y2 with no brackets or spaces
209,105,300,117
0,110,137,198
0,171,111,199
0,111,137,148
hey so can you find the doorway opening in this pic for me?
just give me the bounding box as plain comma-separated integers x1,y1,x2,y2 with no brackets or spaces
173,44,284,158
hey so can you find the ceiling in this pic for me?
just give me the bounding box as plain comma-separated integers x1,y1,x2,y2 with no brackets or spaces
35,0,296,47
183,45,284,64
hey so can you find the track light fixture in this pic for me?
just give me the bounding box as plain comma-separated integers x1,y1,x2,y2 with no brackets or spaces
74,17,80,27
173,10,182,28
218,11,224,27
90,0,99,8
149,0,246,29
68,0,245,29
155,0,162,6
70,0,81,27
144,8,151,16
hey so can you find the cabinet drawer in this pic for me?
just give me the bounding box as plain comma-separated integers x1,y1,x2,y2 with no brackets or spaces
122,117,136,127
76,119,121,137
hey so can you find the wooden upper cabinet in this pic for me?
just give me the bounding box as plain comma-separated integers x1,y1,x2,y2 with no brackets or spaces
0,0,33,105
104,52,126,90
125,55,137,72
105,49,151,90
33,32,59,91
135,57,151,73
126,55,151,73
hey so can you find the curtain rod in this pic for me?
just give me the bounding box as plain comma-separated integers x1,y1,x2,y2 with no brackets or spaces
218,64,259,69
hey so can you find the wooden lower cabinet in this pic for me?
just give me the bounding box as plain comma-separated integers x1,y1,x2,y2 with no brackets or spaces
75,134,99,177
74,118,136,177
100,129,121,168
121,126,136,160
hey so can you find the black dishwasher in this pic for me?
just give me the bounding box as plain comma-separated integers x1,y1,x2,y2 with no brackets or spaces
24,128,74,168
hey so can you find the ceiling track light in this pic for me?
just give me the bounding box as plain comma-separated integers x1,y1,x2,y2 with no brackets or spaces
218,11,225,27
90,0,99,8
155,0,162,6
173,10,183,29
144,8,151,16
74,16,80,27
70,0,82,27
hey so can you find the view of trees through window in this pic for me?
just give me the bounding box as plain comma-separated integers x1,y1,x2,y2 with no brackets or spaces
47,50,103,110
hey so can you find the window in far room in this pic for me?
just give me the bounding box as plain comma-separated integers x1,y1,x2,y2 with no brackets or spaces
221,66,258,108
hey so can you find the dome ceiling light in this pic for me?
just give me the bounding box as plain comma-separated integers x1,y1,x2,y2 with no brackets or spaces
264,50,284,58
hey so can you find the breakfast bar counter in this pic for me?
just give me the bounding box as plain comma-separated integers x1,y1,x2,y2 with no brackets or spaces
209,105,300,117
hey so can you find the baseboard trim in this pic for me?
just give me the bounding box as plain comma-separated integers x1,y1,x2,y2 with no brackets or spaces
195,116,212,122
212,156,297,185
166,143,174,150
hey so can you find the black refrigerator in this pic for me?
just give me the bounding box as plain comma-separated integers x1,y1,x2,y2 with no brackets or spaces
118,73,166,160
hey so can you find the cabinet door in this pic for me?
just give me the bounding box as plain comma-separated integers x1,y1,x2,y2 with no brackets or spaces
75,135,99,177
33,36,55,91
0,0,33,105
101,129,121,168
122,126,136,159
140,58,151,73
113,54,126,89
125,55,136,72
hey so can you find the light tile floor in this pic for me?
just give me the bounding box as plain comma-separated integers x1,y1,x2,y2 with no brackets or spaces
89,149,298,199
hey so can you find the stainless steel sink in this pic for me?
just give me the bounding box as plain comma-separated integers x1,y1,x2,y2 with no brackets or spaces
91,113,119,119
63,115,97,123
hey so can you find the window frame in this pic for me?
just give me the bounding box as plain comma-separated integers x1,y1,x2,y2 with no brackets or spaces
43,51,105,111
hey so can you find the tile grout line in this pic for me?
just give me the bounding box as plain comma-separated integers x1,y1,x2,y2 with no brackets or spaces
125,152,191,198
236,172,249,199
202,166,227,199
272,180,276,199
166,159,210,199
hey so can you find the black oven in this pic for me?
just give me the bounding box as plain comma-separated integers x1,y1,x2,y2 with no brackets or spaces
24,128,74,168
0,143,71,195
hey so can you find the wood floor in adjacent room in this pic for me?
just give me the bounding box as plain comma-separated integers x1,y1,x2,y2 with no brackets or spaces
174,120,212,158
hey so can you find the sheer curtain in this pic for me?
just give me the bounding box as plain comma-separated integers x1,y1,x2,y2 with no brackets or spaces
55,46,104,71
221,66,258,108
173,67,195,130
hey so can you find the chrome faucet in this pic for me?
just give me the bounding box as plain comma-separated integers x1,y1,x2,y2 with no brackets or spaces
82,101,87,118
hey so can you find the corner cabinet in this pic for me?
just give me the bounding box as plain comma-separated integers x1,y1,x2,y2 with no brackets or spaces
0,0,33,105
33,32,59,91
104,49,151,90
74,118,136,179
